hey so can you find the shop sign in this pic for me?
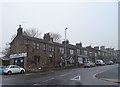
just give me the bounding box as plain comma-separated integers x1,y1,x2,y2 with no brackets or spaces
10,52,27,59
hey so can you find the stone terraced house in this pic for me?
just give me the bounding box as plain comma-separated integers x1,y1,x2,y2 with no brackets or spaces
9,25,118,71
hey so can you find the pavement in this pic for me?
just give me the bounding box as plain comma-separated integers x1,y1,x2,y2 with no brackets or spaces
1,64,120,86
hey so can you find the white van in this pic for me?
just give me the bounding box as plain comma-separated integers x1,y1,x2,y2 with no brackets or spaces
96,60,105,66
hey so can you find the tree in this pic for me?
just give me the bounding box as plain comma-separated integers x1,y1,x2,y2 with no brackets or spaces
23,28,41,38
11,28,41,41
1,43,10,57
49,32,61,42
2,28,41,57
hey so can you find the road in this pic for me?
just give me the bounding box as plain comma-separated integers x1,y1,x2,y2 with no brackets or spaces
1,64,119,86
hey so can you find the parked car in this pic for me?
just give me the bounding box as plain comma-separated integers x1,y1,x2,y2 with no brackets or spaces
106,61,113,65
0,66,6,74
4,65,25,75
115,60,120,64
84,61,95,68
96,60,105,66
89,61,96,67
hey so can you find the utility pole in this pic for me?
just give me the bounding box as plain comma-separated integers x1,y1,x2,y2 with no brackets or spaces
65,28,68,67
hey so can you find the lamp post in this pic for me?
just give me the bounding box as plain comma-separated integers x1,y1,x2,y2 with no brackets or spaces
65,28,68,66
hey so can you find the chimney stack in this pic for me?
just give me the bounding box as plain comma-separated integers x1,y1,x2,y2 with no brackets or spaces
100,46,105,51
94,46,99,50
76,42,82,47
62,40,69,44
43,33,53,42
17,25,23,35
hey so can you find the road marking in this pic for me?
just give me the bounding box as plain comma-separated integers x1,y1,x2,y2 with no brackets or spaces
70,75,81,81
24,73,33,76
33,84,39,85
100,78,120,83
60,73,70,76
92,69,110,79
42,78,54,82
92,67,118,84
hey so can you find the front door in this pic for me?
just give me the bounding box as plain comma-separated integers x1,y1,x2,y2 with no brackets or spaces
14,58,24,68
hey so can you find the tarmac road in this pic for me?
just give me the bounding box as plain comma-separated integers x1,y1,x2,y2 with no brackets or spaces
1,64,119,86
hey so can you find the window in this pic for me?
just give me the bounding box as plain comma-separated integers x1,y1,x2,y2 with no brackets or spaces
105,53,107,57
43,44,46,51
33,43,36,49
49,45,52,52
34,56,40,65
36,43,40,49
49,55,53,63
49,45,54,52
59,47,64,54
84,50,87,56
77,49,80,55
108,53,111,57
102,52,104,56
95,53,97,57
61,48,64,54
89,52,92,56
70,49,74,55
52,46,54,52
98,52,101,55
10,66,15,68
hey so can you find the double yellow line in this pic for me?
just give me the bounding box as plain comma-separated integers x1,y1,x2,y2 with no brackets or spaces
92,68,120,84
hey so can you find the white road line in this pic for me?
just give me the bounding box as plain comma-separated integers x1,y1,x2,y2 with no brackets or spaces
70,75,81,81
24,73,33,76
60,73,70,76
3,78,13,81
33,84,39,85
42,78,54,82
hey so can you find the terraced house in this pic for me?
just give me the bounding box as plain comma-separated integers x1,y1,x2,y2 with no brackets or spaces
9,25,118,71
10,25,76,71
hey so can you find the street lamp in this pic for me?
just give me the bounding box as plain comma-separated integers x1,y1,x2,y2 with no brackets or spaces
65,28,68,66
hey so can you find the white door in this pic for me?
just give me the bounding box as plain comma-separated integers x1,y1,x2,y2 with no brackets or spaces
14,65,21,73
10,66,17,73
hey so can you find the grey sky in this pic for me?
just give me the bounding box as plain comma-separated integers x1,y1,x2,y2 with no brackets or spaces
1,1,118,52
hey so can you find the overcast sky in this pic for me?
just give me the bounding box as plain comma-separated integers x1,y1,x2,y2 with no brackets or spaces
0,0,118,54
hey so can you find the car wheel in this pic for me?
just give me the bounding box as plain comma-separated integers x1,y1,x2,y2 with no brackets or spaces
21,70,24,74
8,71,12,75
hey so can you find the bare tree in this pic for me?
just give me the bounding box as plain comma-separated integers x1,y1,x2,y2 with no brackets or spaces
49,32,61,42
23,28,41,38
2,28,41,57
11,34,16,41
11,28,41,41
1,43,10,57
